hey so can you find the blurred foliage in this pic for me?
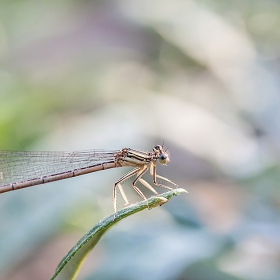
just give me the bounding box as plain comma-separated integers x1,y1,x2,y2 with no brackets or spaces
0,0,280,280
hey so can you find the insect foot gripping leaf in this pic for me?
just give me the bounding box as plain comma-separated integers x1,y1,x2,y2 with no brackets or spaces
50,188,187,280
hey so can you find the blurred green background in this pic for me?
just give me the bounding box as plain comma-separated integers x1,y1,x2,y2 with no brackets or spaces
1,0,280,279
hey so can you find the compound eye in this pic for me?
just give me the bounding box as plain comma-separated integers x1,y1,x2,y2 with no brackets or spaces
158,153,169,165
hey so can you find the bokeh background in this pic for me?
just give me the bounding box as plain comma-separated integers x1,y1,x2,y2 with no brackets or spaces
0,0,280,279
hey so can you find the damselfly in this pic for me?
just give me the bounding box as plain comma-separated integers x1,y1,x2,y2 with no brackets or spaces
0,145,177,213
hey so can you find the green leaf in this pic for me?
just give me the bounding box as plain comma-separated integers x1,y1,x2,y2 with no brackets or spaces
50,188,187,280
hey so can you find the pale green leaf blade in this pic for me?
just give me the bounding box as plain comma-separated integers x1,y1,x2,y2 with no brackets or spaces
50,188,187,280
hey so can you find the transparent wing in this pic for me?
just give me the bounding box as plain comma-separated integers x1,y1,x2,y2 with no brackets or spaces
0,150,118,185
